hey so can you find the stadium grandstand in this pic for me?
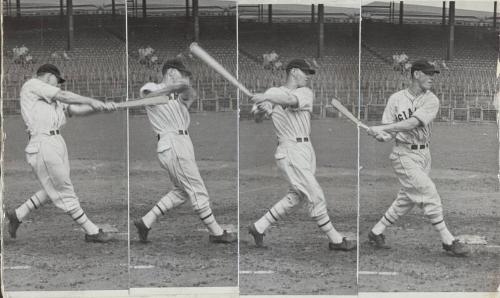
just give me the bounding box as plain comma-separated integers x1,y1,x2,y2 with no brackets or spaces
127,0,237,113
2,0,127,114
361,1,499,122
2,1,498,123
238,3,359,119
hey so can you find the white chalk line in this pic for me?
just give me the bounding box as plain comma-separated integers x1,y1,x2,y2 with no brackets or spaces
486,245,500,249
239,270,275,274
359,271,398,276
130,265,155,269
4,266,31,270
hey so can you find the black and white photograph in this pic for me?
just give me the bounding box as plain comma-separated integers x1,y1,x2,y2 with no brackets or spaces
1,0,129,293
238,1,359,295
359,0,500,293
127,0,239,289
1,0,499,297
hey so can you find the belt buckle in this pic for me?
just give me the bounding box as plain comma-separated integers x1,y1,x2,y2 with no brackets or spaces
296,138,302,142
410,144,417,150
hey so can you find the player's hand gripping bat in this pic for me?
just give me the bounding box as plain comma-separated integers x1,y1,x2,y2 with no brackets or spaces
328,98,392,141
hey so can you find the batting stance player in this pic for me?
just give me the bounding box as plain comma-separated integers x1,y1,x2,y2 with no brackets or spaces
6,64,117,243
133,59,236,244
248,59,356,251
367,60,468,256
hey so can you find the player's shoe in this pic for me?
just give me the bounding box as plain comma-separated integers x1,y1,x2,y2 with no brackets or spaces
442,239,469,257
85,229,113,243
6,211,21,238
209,230,237,244
134,219,151,243
329,237,357,251
248,223,265,248
368,231,391,249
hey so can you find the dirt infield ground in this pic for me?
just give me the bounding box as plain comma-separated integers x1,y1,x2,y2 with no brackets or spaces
239,118,358,295
3,112,498,293
359,121,499,292
3,113,128,291
128,112,238,288
3,112,238,291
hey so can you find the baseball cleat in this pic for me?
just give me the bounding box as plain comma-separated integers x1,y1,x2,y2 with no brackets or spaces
85,229,113,243
209,230,237,244
329,237,357,251
134,219,151,243
6,211,21,238
248,223,265,247
442,239,469,257
368,231,391,249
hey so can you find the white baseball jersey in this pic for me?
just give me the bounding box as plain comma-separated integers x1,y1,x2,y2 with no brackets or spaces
140,82,190,135
382,89,439,145
140,81,210,212
267,86,313,140
20,78,67,135
20,77,85,217
266,86,327,217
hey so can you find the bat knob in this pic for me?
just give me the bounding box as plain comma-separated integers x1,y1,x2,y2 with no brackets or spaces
189,42,199,51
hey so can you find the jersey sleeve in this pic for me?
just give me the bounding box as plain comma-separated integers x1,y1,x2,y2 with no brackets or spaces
140,82,160,97
381,95,397,124
412,94,439,126
30,79,61,103
292,87,314,111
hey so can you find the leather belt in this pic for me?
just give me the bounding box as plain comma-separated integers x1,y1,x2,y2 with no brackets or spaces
157,130,188,140
410,144,428,150
397,142,429,150
28,130,60,140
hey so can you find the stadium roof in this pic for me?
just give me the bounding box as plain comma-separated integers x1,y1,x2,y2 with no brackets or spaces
365,1,495,16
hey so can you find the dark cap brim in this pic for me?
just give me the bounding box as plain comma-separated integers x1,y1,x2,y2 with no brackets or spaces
57,77,66,84
304,69,316,75
422,70,440,75
179,69,192,77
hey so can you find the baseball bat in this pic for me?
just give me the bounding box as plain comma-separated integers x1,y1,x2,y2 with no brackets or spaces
189,42,254,97
330,98,369,131
117,95,170,109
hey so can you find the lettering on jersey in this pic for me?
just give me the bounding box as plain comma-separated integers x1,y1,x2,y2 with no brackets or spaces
396,107,414,121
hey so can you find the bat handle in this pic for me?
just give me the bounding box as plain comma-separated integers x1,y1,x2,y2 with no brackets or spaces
360,124,370,131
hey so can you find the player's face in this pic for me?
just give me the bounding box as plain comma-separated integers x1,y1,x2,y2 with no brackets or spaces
168,68,190,85
47,74,59,86
416,71,434,90
292,68,310,87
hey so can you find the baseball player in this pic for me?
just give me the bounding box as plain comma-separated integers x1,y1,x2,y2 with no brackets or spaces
366,60,468,256
247,59,356,251
133,59,236,244
6,64,117,243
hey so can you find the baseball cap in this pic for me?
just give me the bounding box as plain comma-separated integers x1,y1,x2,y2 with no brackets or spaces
36,64,66,83
162,59,192,76
286,58,316,75
411,60,440,75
